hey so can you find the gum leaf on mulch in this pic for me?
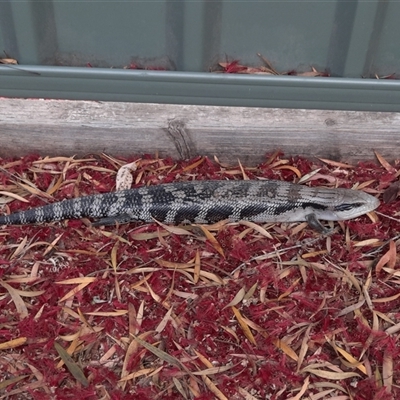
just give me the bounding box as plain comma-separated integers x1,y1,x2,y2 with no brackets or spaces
0,152,399,400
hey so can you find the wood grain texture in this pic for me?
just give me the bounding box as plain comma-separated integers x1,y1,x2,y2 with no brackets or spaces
0,98,399,164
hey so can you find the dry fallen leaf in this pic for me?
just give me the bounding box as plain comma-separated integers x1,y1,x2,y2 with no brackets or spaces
54,342,89,387
231,306,256,345
375,151,396,173
0,58,18,65
0,337,27,350
0,280,28,319
223,287,246,309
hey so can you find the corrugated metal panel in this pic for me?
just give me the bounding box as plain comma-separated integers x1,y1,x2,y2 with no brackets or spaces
1,0,399,76
0,0,399,111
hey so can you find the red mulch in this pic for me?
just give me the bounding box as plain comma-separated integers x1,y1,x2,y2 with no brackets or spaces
0,152,399,399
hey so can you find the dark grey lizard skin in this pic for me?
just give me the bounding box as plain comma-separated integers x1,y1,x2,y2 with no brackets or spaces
0,180,379,231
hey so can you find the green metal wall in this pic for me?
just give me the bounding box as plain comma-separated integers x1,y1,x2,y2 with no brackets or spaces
0,0,400,111
1,0,399,76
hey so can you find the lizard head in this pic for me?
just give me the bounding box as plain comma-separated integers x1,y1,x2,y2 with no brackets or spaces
323,189,380,221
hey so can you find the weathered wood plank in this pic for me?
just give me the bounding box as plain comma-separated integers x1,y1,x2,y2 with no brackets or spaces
0,98,399,164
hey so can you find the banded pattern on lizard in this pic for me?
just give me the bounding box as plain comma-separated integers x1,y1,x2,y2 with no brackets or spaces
0,180,379,233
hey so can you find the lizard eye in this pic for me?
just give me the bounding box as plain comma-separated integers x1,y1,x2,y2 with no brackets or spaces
334,203,364,212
